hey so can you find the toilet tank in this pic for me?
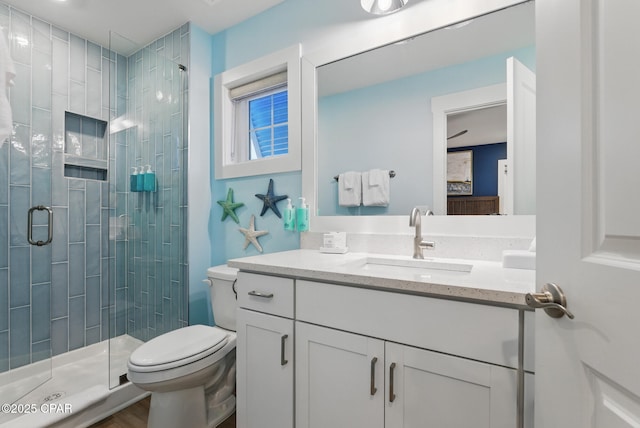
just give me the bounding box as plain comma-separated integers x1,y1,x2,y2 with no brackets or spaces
206,265,239,331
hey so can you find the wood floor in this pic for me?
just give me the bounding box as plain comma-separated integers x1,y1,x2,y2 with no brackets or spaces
90,396,236,428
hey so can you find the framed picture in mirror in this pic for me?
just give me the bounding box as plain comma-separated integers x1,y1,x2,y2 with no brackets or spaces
447,150,473,195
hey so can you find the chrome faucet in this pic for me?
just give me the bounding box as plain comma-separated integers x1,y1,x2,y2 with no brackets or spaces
409,207,435,259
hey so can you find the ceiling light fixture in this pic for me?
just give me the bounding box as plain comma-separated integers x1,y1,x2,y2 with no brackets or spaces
361,0,408,16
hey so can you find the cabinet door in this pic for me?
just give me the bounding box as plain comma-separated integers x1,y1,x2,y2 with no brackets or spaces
296,322,385,428
385,342,517,428
236,309,294,428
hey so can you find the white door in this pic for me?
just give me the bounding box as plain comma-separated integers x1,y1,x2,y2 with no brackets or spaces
236,309,294,428
536,0,640,427
385,342,517,428
506,56,536,215
295,322,385,428
497,159,509,214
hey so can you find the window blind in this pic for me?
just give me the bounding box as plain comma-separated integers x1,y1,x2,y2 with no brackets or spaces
230,71,288,101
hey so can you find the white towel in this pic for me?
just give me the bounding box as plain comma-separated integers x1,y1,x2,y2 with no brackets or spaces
368,168,384,187
0,31,16,148
338,171,362,207
362,169,390,206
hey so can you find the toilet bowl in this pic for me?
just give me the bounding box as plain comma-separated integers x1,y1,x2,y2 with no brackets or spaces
127,265,238,428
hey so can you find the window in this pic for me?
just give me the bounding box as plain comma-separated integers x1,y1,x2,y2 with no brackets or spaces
248,89,288,159
214,45,301,179
230,79,289,162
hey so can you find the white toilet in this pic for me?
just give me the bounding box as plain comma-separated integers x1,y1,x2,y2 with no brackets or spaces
127,265,238,428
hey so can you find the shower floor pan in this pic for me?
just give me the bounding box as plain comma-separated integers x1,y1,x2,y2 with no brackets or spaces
0,335,147,428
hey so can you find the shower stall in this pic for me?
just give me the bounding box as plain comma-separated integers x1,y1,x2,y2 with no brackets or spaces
0,4,190,426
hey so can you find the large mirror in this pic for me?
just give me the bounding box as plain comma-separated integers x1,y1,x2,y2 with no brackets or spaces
315,1,535,217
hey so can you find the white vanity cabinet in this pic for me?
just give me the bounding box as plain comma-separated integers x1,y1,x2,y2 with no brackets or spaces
236,272,295,428
234,269,534,428
384,342,516,427
295,279,530,428
295,322,385,428
296,322,518,428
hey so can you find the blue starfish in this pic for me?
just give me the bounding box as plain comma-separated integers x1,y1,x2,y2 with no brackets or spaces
217,188,244,223
255,179,288,218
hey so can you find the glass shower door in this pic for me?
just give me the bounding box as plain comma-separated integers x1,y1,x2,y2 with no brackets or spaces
108,30,189,389
0,9,53,405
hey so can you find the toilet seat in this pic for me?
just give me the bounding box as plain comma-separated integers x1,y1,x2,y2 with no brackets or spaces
125,266,238,428
129,325,229,373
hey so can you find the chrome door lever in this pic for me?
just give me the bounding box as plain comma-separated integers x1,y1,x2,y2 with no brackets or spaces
525,283,574,319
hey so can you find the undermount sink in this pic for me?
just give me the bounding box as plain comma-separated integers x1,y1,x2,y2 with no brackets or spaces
360,256,473,273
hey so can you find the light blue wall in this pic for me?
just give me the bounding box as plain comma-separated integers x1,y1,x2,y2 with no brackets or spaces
200,0,534,322
207,0,372,272
318,46,535,215
211,172,301,263
198,0,327,324
208,1,315,270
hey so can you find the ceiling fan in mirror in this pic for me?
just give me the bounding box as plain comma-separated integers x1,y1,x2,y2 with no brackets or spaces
447,130,468,140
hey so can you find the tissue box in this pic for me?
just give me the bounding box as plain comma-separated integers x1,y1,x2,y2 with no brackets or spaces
320,232,348,253
502,250,536,270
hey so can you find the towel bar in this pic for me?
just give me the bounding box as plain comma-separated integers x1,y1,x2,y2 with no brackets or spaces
334,170,395,181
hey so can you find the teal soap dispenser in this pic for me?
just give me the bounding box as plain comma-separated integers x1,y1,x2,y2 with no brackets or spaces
296,197,309,232
143,165,156,192
284,198,295,231
136,166,144,192
130,167,140,192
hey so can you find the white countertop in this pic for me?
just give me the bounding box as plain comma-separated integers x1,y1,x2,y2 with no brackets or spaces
228,249,536,307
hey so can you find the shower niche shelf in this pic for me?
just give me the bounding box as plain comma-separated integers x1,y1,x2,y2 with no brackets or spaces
63,111,108,181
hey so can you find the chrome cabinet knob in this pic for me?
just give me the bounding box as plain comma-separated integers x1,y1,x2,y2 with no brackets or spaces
525,283,575,319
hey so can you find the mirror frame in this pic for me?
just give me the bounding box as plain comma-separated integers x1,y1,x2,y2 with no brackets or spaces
301,0,535,236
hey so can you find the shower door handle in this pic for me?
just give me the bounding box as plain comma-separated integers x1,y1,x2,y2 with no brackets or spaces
27,205,53,246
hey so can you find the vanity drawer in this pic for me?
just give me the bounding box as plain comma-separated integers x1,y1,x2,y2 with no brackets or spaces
296,280,520,368
237,272,294,318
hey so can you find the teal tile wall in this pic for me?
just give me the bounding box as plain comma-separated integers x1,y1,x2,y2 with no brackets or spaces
123,25,189,342
0,3,119,369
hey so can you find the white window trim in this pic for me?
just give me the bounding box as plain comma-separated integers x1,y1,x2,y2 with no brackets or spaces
214,44,301,179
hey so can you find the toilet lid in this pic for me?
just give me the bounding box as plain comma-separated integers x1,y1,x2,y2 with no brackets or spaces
207,264,238,281
129,325,229,367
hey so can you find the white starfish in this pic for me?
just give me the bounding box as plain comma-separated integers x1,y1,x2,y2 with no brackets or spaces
238,214,269,252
